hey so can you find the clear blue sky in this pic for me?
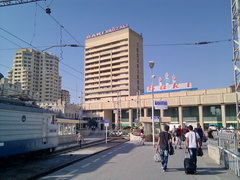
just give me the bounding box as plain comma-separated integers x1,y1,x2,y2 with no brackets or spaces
0,0,232,103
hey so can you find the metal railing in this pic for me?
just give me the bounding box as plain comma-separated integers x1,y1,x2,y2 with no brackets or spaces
208,131,240,177
220,148,240,177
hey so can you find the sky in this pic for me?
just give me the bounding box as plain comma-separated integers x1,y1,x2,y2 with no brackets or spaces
0,0,233,103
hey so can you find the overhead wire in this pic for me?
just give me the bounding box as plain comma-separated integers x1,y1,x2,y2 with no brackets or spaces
59,67,83,80
0,26,39,50
144,39,232,46
36,3,82,46
30,2,38,45
0,63,11,69
0,38,232,51
0,26,84,76
0,34,22,48
46,0,54,7
0,32,83,81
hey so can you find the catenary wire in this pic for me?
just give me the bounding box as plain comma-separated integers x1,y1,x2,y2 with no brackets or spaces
36,3,82,46
30,2,38,45
144,39,232,46
0,34,22,48
0,26,39,50
0,30,84,76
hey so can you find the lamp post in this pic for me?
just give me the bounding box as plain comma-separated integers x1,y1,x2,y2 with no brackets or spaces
149,61,155,146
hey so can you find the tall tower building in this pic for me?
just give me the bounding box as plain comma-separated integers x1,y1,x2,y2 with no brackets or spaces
84,25,144,102
8,48,61,102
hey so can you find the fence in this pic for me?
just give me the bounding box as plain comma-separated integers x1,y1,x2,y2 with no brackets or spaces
208,131,240,177
218,131,239,154
220,148,240,177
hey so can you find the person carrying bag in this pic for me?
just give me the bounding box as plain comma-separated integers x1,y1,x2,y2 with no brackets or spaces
154,124,172,172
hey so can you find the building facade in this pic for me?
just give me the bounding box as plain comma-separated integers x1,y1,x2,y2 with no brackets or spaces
0,77,37,100
60,89,70,104
83,88,238,130
84,25,144,102
8,48,61,102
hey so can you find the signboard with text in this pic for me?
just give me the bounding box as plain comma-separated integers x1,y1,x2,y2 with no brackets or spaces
154,101,168,109
104,120,109,127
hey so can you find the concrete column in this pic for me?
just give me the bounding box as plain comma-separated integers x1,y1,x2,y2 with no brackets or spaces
221,104,226,127
178,106,183,126
160,109,164,123
129,109,133,127
198,105,204,128
103,110,112,130
144,108,148,117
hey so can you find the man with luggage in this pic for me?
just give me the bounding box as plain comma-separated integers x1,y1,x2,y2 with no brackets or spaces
155,124,172,172
185,125,201,173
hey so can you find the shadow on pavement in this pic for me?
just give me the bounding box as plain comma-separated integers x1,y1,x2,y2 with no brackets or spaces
167,167,226,175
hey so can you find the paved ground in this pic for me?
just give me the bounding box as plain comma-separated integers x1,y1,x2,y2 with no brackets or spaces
40,141,239,180
55,136,106,151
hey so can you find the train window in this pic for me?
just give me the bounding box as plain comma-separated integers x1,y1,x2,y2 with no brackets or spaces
21,115,26,122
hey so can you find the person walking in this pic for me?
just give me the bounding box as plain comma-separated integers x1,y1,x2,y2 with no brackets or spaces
155,124,172,172
175,125,183,149
139,127,145,145
185,125,201,170
172,125,177,145
196,124,204,144
77,132,84,148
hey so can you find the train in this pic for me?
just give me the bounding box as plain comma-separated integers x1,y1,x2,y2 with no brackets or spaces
0,97,58,158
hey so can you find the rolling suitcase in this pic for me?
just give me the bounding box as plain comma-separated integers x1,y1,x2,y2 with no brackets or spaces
184,153,196,174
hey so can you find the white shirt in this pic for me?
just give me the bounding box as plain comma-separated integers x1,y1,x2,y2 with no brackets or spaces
185,131,200,148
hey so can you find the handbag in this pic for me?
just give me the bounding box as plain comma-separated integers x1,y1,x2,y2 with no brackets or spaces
197,147,203,156
195,132,203,156
202,136,207,143
154,149,161,162
169,143,174,155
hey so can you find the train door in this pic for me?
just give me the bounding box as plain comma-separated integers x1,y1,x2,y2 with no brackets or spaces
42,114,48,144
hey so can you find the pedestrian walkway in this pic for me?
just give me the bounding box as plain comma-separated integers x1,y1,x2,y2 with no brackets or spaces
55,135,105,151
40,141,238,180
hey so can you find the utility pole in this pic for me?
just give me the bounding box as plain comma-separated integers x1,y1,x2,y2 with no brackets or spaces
136,90,141,123
231,0,240,134
116,91,122,130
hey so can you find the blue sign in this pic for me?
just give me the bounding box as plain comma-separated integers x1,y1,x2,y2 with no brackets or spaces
154,101,168,109
103,120,109,123
152,116,160,122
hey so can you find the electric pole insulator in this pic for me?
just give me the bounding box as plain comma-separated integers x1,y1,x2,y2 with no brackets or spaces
45,8,51,14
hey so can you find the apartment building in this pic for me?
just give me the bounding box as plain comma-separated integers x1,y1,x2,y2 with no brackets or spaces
8,48,61,102
60,89,70,104
84,25,144,102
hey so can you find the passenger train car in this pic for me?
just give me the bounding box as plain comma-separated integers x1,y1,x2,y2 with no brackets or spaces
0,98,58,158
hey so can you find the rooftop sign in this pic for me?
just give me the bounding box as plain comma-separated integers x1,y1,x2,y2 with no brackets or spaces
86,24,129,39
147,73,196,93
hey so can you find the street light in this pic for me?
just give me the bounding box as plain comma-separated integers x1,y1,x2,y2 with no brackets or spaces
41,44,82,51
149,61,155,146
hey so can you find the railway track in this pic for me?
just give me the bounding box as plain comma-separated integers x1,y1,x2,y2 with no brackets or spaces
0,137,128,180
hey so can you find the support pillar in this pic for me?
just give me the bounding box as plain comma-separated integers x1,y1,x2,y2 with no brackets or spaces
221,104,226,128
144,108,148,117
129,109,133,127
178,106,183,126
198,105,204,128
160,109,164,123
115,112,118,129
